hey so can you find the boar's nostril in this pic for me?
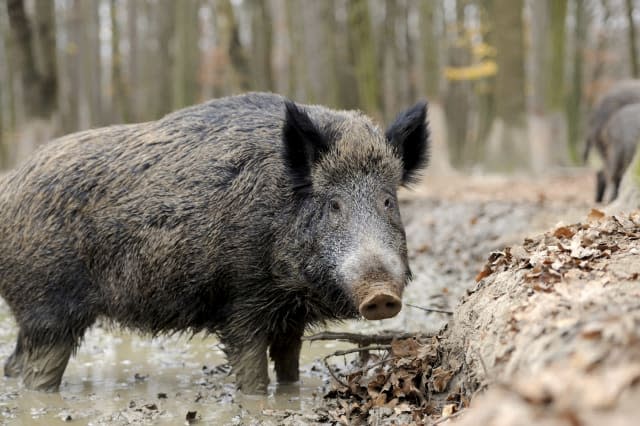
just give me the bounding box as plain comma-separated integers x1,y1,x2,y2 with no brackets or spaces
358,292,402,320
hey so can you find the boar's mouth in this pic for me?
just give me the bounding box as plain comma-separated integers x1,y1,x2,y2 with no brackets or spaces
352,281,404,320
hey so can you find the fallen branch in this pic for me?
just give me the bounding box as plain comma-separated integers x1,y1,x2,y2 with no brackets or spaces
323,345,393,387
406,303,453,315
304,331,423,346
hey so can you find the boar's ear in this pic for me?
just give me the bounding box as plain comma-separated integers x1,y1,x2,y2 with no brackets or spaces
385,101,430,185
282,100,330,193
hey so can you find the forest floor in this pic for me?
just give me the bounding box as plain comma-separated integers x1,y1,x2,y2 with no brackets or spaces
0,169,605,425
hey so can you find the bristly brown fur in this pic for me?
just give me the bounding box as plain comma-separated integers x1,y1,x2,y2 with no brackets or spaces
0,92,430,393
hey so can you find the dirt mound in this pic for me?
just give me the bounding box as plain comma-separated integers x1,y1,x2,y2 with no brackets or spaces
325,211,640,425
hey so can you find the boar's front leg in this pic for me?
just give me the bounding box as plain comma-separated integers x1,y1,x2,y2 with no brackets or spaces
222,333,269,394
269,330,303,383
5,328,75,392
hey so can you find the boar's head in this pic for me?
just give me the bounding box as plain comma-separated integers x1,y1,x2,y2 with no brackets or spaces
282,100,429,321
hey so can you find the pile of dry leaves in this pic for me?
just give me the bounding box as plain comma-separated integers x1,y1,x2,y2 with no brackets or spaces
324,336,468,425
474,209,640,290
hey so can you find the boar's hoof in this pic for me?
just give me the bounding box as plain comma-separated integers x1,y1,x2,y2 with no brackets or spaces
359,292,402,320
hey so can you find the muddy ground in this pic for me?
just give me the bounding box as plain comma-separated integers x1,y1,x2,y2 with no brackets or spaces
0,170,596,425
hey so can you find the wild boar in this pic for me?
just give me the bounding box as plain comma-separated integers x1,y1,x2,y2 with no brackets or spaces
583,80,640,201
0,92,429,393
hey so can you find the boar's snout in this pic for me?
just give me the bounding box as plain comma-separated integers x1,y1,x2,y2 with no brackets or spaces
359,291,402,320
353,280,404,320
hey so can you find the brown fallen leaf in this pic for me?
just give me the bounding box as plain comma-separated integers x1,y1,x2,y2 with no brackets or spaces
441,403,456,417
587,208,606,222
431,367,454,393
475,265,493,282
391,338,421,358
553,226,576,239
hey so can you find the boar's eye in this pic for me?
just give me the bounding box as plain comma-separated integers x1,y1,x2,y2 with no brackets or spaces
329,199,342,212
384,197,394,210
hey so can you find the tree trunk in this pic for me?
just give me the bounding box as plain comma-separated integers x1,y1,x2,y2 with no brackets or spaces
110,0,131,123
173,0,201,109
248,0,274,92
78,0,102,127
334,0,359,109
485,0,528,171
152,0,174,118
6,0,57,119
625,0,639,78
419,0,440,101
346,0,381,116
444,0,471,168
213,0,251,94
32,0,58,116
416,0,451,174
566,0,587,164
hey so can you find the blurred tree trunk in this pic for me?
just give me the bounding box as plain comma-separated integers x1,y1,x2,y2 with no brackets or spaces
419,0,440,101
589,0,612,107
486,0,527,171
270,0,290,96
625,0,639,78
566,0,586,164
298,0,341,106
319,0,340,106
382,0,410,121
475,1,495,161
73,0,91,129
173,0,200,109
248,0,273,91
152,0,174,117
6,0,57,119
1,4,15,168
213,0,250,95
79,0,103,127
334,0,359,109
33,0,58,116
444,0,471,167
286,0,309,100
417,0,451,172
300,1,322,103
346,0,380,116
127,0,139,120
529,0,568,172
111,0,131,123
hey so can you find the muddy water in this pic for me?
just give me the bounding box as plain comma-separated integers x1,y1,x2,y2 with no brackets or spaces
0,189,591,425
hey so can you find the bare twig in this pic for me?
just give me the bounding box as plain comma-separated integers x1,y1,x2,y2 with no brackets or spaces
350,355,399,376
433,409,465,425
324,345,392,358
304,331,423,345
323,345,393,387
406,303,453,315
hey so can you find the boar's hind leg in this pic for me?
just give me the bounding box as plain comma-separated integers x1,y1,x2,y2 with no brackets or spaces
4,331,27,377
269,332,303,383
596,169,606,203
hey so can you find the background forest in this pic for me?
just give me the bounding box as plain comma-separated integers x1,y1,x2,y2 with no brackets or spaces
0,0,638,173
